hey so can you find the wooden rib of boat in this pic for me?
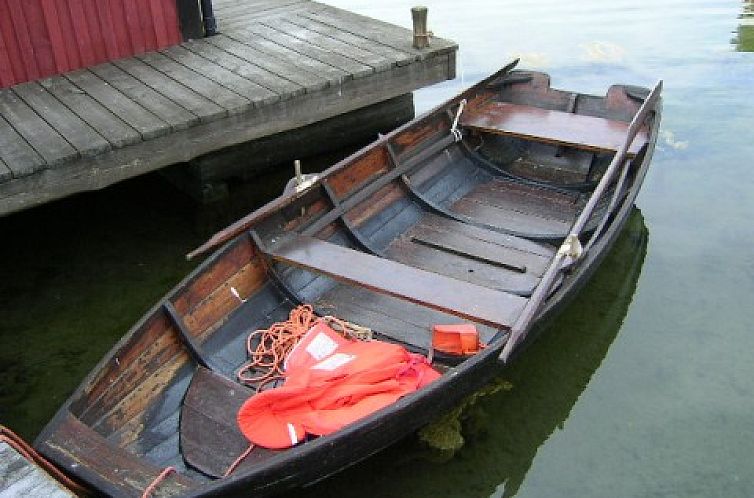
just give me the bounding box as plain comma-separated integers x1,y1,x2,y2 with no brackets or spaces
34,61,662,497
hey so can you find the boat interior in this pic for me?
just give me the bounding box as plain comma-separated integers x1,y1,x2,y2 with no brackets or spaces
36,70,657,495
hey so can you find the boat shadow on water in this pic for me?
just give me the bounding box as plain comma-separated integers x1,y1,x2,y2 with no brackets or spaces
292,207,648,498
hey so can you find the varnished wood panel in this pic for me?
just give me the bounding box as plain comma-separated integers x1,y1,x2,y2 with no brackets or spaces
461,101,648,156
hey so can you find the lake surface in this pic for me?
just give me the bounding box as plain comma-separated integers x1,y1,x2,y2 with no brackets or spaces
2,0,754,496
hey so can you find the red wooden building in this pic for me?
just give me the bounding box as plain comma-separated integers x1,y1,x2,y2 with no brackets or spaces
0,0,211,89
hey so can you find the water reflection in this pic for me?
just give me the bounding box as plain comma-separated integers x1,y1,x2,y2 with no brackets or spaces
292,208,649,498
734,1,754,51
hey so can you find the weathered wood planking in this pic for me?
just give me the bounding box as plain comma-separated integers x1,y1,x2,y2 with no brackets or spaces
88,62,199,132
64,69,171,141
281,14,416,66
0,114,45,177
159,45,280,106
112,57,227,123
262,17,392,72
217,0,316,27
299,3,458,59
136,51,253,115
0,442,75,497
240,22,374,77
12,81,110,158
0,0,457,216
0,88,77,166
0,157,11,182
205,34,329,90
181,39,304,98
215,0,310,21
41,75,142,148
222,29,350,85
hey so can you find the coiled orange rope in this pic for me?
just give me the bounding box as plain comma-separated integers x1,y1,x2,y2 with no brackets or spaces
237,305,372,390
237,305,318,389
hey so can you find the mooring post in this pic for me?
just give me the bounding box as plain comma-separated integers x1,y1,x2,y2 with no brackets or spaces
411,6,432,49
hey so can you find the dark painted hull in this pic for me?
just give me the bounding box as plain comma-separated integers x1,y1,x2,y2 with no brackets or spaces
34,63,661,497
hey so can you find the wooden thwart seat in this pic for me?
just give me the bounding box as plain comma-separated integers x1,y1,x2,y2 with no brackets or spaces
461,101,649,156
36,412,199,496
263,235,528,329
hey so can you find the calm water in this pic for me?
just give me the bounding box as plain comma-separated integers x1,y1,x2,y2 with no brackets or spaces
2,0,754,496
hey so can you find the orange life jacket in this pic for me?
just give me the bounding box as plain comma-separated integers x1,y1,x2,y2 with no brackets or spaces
237,323,440,449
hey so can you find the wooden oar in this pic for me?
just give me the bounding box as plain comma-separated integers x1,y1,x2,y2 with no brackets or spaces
499,80,662,363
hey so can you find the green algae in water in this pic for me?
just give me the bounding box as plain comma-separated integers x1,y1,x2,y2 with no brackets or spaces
418,378,513,458
0,145,361,441
0,176,201,440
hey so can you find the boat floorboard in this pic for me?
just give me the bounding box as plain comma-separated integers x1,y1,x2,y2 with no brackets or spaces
385,213,554,296
316,284,500,351
450,183,576,235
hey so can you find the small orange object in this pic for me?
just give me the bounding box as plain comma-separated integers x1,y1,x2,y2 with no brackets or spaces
432,324,483,355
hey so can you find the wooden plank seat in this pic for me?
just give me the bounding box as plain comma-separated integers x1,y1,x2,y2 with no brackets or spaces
36,412,199,496
460,101,649,156
262,234,528,329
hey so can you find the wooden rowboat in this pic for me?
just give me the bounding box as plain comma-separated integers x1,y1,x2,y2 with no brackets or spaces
34,61,661,497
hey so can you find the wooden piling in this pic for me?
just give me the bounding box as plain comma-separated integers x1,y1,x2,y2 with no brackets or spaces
412,6,431,49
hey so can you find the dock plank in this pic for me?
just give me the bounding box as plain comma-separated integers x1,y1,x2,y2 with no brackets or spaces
215,0,306,19
217,0,310,25
239,22,370,77
181,39,304,98
88,63,198,132
136,51,252,115
160,45,279,105
206,34,328,90
0,89,77,167
223,29,348,84
0,115,45,178
0,442,74,497
284,14,415,66
64,69,170,141
12,81,110,157
263,17,392,72
112,58,226,123
0,157,12,182
42,75,142,148
301,4,457,59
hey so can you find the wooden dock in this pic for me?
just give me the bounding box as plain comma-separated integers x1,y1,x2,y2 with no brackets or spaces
0,441,75,497
0,0,457,216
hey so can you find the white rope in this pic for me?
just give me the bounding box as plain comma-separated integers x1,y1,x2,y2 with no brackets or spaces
450,99,467,142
